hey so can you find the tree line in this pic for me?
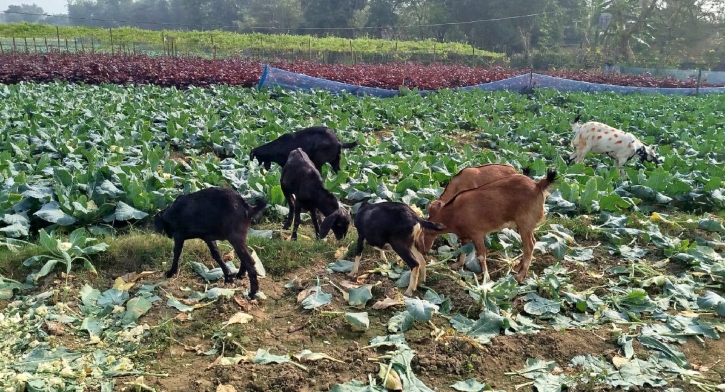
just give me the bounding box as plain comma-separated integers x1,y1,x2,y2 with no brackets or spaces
2,0,724,65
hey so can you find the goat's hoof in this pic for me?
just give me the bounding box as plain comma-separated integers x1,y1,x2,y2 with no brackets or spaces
165,270,177,279
403,289,414,297
236,272,247,279
513,272,526,283
347,270,357,278
224,276,235,284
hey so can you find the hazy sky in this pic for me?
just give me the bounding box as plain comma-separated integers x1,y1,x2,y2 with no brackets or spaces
5,0,68,15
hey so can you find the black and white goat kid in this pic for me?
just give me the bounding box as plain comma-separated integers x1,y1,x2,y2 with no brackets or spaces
348,201,445,296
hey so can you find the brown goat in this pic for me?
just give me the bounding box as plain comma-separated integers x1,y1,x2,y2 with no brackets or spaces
426,163,528,268
422,168,557,282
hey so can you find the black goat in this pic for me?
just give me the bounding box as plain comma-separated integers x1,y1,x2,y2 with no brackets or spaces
349,201,446,296
153,187,267,298
280,148,351,241
250,126,358,173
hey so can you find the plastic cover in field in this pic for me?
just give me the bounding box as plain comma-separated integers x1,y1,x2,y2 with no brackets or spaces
257,65,725,97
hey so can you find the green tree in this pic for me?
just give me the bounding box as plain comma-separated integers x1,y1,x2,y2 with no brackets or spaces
3,4,46,23
299,0,367,37
364,0,401,38
241,0,303,34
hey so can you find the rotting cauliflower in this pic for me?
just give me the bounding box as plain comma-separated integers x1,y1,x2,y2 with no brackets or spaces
35,305,48,317
57,241,73,252
410,204,423,217
110,357,134,373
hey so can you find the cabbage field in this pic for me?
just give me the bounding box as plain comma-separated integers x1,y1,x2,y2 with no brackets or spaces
1,81,725,391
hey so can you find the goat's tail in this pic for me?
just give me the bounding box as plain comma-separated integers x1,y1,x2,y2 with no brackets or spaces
341,141,359,149
536,168,557,193
521,166,532,177
418,219,446,233
413,220,446,253
572,114,582,124
248,199,268,221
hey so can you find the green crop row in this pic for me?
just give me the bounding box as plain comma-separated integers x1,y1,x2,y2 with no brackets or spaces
0,23,503,60
0,82,724,240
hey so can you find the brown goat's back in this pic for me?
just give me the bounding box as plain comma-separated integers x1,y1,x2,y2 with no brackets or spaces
423,169,556,281
438,163,519,203
441,174,548,237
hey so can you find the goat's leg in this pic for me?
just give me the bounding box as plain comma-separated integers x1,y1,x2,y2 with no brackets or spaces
230,234,259,298
291,204,302,241
615,156,628,177
204,240,234,283
310,208,322,238
573,146,591,164
165,238,185,278
412,246,427,284
282,192,295,230
390,241,420,296
379,250,388,262
450,239,471,270
514,230,536,282
471,236,489,275
349,235,365,277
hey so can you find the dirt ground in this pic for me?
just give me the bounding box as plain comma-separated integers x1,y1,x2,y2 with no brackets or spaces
40,245,719,392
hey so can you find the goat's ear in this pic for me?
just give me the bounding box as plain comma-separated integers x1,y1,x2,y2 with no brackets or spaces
318,213,336,239
319,210,346,239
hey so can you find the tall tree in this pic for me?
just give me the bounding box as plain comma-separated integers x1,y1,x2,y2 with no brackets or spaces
241,0,303,34
299,0,367,37
365,0,402,38
605,0,660,61
3,4,45,23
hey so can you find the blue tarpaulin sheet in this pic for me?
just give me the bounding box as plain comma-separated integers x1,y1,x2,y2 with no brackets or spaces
257,64,725,97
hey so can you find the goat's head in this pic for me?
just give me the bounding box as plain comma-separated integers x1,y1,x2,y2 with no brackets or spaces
153,209,172,238
319,208,351,240
427,200,445,221
420,200,446,252
636,145,659,165
249,148,272,170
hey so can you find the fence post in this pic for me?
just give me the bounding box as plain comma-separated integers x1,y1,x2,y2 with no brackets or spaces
210,34,215,59
308,37,312,61
33,37,37,53
350,40,354,64
81,38,84,52
44,37,48,52
74,38,78,52
91,37,95,53
56,26,60,50
23,37,28,53
133,42,136,55
110,28,114,54
65,38,69,52
696,64,702,96
0,41,4,54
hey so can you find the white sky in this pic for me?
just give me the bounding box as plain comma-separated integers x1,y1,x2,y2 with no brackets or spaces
4,0,68,15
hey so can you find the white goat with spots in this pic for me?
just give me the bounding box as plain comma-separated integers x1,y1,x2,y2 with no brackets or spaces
565,116,659,175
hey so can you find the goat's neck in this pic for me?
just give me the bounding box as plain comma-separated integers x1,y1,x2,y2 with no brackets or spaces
319,192,340,217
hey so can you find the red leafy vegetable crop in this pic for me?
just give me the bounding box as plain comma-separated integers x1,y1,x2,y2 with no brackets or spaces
1,53,721,89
